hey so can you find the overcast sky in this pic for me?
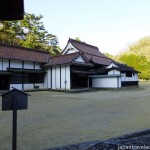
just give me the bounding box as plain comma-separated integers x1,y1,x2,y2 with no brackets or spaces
24,0,150,55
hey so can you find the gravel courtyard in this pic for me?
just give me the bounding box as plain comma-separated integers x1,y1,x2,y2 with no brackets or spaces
0,82,150,150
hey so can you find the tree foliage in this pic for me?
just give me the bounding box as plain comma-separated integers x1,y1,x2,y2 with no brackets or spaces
103,53,114,59
117,36,150,80
0,13,61,55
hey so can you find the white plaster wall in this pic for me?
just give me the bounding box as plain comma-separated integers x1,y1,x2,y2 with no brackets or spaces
10,83,45,90
24,84,34,90
65,65,70,90
0,59,2,70
56,66,60,89
3,59,9,70
108,70,120,75
60,65,70,90
35,63,41,69
118,77,121,88
134,73,138,81
74,56,85,63
92,77,121,88
10,84,22,90
106,63,118,68
35,83,44,89
61,65,66,89
24,61,34,69
121,73,138,81
62,43,79,55
47,68,51,88
10,60,22,68
52,66,56,89
44,71,48,88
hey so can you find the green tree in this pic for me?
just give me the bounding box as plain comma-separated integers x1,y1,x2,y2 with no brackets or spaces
0,13,61,55
75,37,81,42
118,53,150,80
103,53,114,59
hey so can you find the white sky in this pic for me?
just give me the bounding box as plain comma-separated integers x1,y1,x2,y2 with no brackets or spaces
24,0,150,55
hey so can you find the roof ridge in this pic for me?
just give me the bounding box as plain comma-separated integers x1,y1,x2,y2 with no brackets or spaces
0,42,50,54
50,52,80,59
69,38,99,50
84,52,112,60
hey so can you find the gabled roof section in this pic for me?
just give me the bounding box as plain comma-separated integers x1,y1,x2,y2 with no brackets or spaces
84,53,112,66
107,61,140,73
61,38,113,66
66,38,106,57
0,43,50,63
45,52,93,66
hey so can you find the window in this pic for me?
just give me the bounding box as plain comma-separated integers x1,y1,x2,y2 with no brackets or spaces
29,73,44,83
126,71,132,77
10,73,44,84
10,73,22,84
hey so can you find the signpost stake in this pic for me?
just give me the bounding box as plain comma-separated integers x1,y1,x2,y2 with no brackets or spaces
1,88,30,150
12,97,17,150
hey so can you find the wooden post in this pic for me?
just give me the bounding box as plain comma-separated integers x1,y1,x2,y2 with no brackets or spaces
12,96,17,150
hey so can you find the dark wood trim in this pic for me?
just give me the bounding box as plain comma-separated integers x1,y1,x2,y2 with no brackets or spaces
22,72,24,90
34,62,35,70
9,59,11,68
121,81,138,87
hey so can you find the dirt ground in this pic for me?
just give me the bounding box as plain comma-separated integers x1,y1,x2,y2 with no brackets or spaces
0,82,150,150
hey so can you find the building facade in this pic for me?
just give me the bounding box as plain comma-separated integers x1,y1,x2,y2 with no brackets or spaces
46,38,139,90
0,43,50,90
0,39,139,91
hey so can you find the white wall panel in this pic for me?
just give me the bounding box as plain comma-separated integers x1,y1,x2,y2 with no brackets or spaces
56,66,60,89
0,59,2,70
3,59,9,70
35,63,41,69
108,70,120,75
47,69,51,88
74,56,85,63
92,77,121,88
66,65,70,89
24,61,34,69
10,60,22,68
10,84,22,90
52,66,56,89
61,65,66,89
24,84,34,90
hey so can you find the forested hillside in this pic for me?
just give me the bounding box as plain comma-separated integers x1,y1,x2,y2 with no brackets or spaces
116,36,150,80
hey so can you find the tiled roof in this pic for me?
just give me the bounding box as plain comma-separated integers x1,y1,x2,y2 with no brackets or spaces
65,38,113,66
45,52,93,66
111,61,140,73
68,38,106,57
0,43,50,63
84,53,112,65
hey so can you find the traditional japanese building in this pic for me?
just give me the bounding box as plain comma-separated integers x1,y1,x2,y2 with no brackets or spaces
45,38,139,90
0,39,139,91
0,43,50,90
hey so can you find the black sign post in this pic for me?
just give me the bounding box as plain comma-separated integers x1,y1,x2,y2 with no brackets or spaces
1,88,30,150
12,96,17,150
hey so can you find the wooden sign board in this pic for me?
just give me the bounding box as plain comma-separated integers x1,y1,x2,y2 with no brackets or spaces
2,88,29,111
